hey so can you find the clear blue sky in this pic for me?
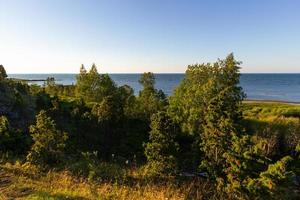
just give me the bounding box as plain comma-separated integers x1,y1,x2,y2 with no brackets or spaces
0,0,299,73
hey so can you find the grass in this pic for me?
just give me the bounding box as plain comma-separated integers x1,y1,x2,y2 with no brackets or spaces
242,101,300,135
243,101,300,119
0,162,217,200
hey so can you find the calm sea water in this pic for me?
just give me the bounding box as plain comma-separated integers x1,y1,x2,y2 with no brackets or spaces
8,74,300,102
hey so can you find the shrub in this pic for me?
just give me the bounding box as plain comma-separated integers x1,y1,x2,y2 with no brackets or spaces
27,110,68,166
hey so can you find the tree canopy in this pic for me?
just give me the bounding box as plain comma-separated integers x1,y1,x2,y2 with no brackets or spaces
0,65,7,80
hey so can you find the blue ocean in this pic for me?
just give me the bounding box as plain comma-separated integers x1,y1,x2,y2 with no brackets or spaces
8,74,300,103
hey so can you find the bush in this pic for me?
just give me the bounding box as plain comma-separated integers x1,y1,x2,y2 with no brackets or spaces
26,110,68,166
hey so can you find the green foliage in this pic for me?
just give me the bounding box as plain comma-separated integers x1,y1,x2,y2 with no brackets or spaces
212,130,297,199
44,77,76,98
117,84,137,118
168,63,214,134
144,112,179,176
139,72,155,89
246,156,295,199
0,116,10,136
46,77,56,87
2,58,300,199
0,116,30,154
27,110,68,166
0,116,11,151
0,65,7,80
137,72,167,120
201,54,244,175
75,64,117,102
91,95,122,122
217,135,267,198
169,53,245,136
169,53,245,177
0,79,36,131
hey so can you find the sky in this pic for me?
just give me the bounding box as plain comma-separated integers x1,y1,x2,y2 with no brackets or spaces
0,0,300,73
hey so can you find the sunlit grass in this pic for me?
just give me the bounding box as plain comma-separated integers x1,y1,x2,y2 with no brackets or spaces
0,162,217,200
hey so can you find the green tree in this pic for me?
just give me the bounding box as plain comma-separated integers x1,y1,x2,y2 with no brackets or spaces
144,111,179,176
189,54,296,199
75,64,117,102
117,84,137,117
92,95,121,122
168,53,245,174
91,95,124,159
75,64,95,101
0,116,28,154
0,65,7,80
217,135,269,198
0,116,11,151
0,79,35,133
169,54,245,136
245,156,295,199
139,72,155,89
215,135,296,199
168,63,215,135
27,110,68,166
137,72,167,120
200,53,245,177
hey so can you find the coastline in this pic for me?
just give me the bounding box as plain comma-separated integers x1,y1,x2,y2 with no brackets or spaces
8,77,300,105
244,99,300,105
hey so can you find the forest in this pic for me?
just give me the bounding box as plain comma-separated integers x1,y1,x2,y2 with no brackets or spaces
1,54,300,199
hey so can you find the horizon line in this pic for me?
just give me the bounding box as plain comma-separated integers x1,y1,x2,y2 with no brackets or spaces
7,72,300,75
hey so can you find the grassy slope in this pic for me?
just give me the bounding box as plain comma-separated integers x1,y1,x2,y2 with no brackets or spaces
243,101,300,118
0,162,215,200
243,101,300,136
1,102,300,200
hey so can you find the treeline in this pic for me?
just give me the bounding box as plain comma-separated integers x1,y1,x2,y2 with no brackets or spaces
0,54,300,199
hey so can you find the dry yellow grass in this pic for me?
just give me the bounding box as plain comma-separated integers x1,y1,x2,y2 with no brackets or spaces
0,162,217,200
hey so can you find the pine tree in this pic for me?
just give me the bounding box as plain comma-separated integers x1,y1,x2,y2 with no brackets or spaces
75,64,117,102
144,111,179,176
200,53,245,177
27,110,68,166
0,65,7,80
246,156,295,199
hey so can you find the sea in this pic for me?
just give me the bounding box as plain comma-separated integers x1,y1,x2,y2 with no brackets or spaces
8,74,300,103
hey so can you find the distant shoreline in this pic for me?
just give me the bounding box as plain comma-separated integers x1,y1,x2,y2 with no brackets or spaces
9,78,47,82
244,99,300,105
8,75,300,104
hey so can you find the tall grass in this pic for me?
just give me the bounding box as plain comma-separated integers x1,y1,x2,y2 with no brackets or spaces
0,162,219,200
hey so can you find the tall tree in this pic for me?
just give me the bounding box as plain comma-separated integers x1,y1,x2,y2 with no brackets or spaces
200,53,245,177
137,72,167,120
144,111,179,176
168,53,249,179
0,65,7,80
139,72,155,90
168,63,217,135
75,64,117,102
